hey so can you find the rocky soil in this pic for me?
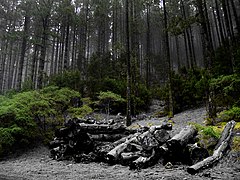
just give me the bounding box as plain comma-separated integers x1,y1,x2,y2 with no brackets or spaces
0,107,239,180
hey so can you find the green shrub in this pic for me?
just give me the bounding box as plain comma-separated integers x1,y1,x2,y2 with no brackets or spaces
210,74,240,108
96,91,125,116
0,86,81,156
69,105,93,118
0,125,23,155
218,106,240,122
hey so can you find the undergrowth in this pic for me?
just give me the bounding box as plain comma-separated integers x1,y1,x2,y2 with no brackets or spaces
0,86,86,157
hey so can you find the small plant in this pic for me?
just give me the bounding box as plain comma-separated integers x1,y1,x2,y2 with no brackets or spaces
69,105,93,118
96,91,125,118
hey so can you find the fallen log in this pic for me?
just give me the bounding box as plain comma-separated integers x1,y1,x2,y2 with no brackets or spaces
89,133,127,142
93,133,140,161
167,125,197,150
186,143,209,165
187,120,236,174
129,148,157,170
76,123,128,134
165,125,197,163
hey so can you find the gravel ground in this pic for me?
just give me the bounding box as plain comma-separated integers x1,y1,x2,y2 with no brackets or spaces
0,107,239,180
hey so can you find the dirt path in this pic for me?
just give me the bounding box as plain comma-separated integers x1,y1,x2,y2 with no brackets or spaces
0,108,239,180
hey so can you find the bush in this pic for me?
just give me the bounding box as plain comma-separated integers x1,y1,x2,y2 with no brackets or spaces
95,91,125,116
210,74,240,108
0,86,81,156
218,106,240,122
69,105,93,118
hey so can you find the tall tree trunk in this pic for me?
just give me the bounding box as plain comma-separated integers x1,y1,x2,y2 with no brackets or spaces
64,23,70,70
17,15,30,90
183,31,190,68
180,0,195,68
54,26,60,74
175,36,181,71
229,0,240,36
146,2,150,89
37,17,49,89
222,0,233,42
196,0,216,120
126,0,131,126
1,40,9,93
212,2,221,46
163,0,174,118
215,0,225,44
225,0,235,42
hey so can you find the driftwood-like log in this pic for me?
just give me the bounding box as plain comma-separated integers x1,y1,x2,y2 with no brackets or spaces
120,151,142,165
167,125,197,150
77,123,128,134
187,120,236,174
89,133,127,142
106,133,141,162
120,151,142,161
94,134,140,161
129,148,157,170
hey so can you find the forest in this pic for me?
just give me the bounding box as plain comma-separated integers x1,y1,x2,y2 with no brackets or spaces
0,0,240,168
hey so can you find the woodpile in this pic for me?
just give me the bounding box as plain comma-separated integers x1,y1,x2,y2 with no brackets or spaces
49,117,236,172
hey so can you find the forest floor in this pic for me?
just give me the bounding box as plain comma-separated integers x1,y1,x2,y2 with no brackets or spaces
0,107,240,180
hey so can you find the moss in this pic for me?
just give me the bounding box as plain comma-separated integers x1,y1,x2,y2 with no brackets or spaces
190,122,221,139
235,122,240,130
232,137,240,152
